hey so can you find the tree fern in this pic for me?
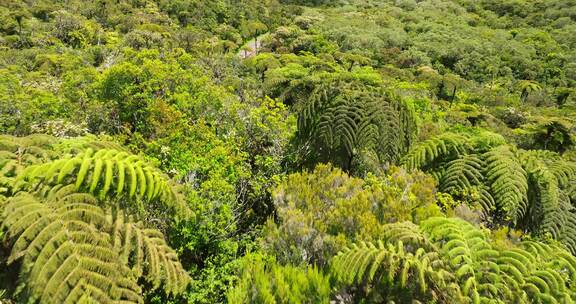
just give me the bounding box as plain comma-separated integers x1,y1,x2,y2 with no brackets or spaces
498,241,576,301
1,192,190,302
297,79,417,173
404,130,576,254
111,213,190,295
0,137,192,302
16,148,190,218
439,154,484,192
2,193,142,303
437,154,495,215
421,217,504,303
484,146,529,223
333,217,576,303
331,240,461,302
402,132,471,171
520,151,565,238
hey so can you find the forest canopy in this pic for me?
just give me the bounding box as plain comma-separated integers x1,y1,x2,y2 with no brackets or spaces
1,0,576,303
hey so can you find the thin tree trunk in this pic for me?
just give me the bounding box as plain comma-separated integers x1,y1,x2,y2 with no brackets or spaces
450,87,457,105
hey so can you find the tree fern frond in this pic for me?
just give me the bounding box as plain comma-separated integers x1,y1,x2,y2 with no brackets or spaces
484,145,529,223
112,215,191,295
404,130,576,254
1,191,188,302
331,240,457,300
403,132,471,171
335,217,576,302
5,210,143,304
439,154,484,193
298,79,416,172
16,148,190,218
421,217,504,301
381,221,437,252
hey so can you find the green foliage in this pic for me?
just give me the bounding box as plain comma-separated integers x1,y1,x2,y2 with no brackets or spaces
143,96,295,302
0,136,190,302
297,78,417,173
518,119,576,153
333,217,576,303
16,148,188,217
226,253,330,304
403,132,473,171
519,150,576,245
2,193,143,304
0,134,57,199
332,240,462,303
484,145,529,223
266,60,418,173
2,191,190,303
517,80,542,103
404,129,576,253
264,164,442,266
0,134,56,172
2,0,576,302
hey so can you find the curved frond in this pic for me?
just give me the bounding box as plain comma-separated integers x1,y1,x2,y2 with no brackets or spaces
484,146,529,223
403,132,471,171
1,192,189,302
16,148,190,218
331,240,460,301
112,214,191,295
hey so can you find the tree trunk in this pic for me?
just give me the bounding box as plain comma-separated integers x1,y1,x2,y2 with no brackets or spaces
450,86,457,105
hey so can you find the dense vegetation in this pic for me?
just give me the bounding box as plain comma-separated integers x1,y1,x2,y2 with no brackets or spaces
1,0,575,302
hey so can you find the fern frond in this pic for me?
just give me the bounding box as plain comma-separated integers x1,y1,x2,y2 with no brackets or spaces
484,145,529,223
332,217,576,302
16,148,190,218
1,194,143,303
331,240,457,300
112,214,191,295
439,154,484,192
298,79,416,172
439,154,495,217
421,217,504,301
1,192,189,302
381,221,437,252
403,132,471,171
